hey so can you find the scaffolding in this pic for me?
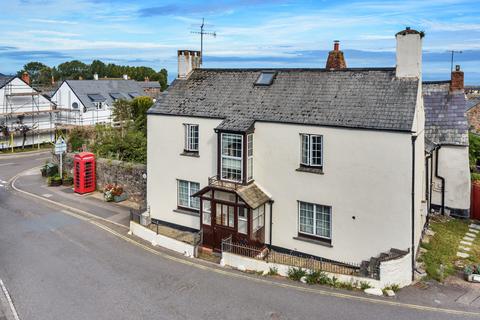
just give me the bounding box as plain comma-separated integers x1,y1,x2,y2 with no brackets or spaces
1,80,58,150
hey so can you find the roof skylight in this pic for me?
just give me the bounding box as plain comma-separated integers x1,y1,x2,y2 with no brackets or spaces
255,71,276,86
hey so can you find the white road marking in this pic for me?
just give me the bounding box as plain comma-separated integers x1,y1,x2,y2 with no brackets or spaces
0,184,4,188
0,279,20,320
42,194,52,198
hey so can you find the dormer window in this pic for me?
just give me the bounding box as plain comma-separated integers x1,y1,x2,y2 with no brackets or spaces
255,71,276,86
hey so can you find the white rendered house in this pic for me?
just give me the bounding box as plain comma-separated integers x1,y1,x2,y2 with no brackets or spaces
0,74,55,149
146,30,427,283
51,79,145,126
424,67,471,218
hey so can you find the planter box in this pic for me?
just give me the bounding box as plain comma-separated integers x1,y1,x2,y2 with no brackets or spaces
40,168,47,177
62,179,73,186
114,192,128,203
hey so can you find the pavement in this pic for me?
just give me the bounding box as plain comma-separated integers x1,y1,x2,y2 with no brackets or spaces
2,150,480,319
13,166,131,227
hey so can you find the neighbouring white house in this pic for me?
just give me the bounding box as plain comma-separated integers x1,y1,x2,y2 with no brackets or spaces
424,67,471,218
0,73,56,150
144,28,428,286
51,77,145,126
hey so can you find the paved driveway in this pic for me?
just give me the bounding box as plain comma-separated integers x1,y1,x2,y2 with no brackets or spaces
0,152,479,320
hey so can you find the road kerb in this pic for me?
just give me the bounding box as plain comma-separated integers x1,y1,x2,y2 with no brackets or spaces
9,168,480,317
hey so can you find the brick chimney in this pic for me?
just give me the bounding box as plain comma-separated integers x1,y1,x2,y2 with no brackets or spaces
21,72,30,85
178,50,201,79
395,27,423,79
450,65,464,92
325,40,347,70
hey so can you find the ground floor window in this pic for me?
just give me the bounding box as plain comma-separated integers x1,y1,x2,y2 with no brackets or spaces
298,201,331,239
252,205,265,232
177,180,200,210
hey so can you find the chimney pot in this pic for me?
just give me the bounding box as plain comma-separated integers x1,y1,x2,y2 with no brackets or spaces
177,50,201,79
455,64,460,71
93,73,99,80
123,74,128,80
334,40,340,52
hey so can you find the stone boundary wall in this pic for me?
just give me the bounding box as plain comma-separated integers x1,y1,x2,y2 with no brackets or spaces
53,153,147,206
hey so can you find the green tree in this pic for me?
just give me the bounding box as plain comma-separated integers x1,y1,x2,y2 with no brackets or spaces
131,96,154,136
89,60,107,78
18,62,49,85
57,60,89,80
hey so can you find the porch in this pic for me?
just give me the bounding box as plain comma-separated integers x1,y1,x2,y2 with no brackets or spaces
194,176,271,251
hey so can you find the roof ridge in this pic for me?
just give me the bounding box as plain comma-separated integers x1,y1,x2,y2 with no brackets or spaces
197,67,396,72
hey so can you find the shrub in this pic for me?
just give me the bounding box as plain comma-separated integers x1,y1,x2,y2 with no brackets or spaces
287,267,306,281
384,284,401,293
305,270,323,285
360,281,372,290
338,281,354,290
317,272,331,285
330,276,339,288
267,267,279,276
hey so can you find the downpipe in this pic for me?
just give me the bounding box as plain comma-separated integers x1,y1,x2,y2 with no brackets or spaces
411,135,417,281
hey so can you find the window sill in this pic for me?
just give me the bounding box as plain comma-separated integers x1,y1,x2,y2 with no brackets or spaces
293,236,332,248
296,166,324,175
180,151,199,158
174,208,199,217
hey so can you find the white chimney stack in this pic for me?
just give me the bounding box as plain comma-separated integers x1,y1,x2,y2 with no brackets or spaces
395,27,423,79
177,50,201,79
93,73,99,80
123,74,128,80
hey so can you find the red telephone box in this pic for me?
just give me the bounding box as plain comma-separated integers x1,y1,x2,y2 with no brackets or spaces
73,152,96,194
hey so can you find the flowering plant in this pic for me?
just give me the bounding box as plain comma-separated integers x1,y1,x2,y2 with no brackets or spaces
104,184,124,201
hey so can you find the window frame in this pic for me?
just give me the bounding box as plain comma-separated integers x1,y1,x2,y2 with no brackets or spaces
247,133,254,181
220,133,243,182
252,204,265,232
300,134,323,168
184,124,199,153
298,201,332,241
177,180,200,212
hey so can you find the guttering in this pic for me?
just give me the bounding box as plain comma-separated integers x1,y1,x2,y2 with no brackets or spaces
434,146,446,214
269,200,274,248
411,135,417,281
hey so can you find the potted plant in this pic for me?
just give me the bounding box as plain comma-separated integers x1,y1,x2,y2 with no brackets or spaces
103,184,127,202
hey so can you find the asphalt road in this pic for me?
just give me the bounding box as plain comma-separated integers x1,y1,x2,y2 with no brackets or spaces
0,151,478,320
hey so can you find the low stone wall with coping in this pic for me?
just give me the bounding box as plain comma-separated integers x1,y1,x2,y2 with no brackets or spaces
53,153,147,206
130,221,197,258
222,251,412,289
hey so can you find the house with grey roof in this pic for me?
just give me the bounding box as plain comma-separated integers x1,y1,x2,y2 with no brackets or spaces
137,80,161,98
424,67,471,218
0,73,56,150
140,28,428,287
51,79,145,126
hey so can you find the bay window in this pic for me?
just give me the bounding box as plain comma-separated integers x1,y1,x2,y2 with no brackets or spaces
252,205,265,232
298,201,331,240
221,133,243,181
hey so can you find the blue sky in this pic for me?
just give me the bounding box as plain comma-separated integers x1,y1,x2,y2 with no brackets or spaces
1,0,479,84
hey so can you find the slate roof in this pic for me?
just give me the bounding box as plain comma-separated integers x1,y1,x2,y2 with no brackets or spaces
149,68,419,132
467,97,480,111
0,76,14,89
423,81,469,146
61,80,145,109
138,81,161,89
237,183,271,209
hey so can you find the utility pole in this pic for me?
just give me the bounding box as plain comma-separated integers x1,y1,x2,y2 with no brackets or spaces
191,18,216,65
450,50,462,71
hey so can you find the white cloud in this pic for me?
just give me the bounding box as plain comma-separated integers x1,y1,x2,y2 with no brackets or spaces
28,18,78,25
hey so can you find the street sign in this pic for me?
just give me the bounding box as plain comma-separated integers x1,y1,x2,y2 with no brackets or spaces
55,137,67,177
54,138,67,155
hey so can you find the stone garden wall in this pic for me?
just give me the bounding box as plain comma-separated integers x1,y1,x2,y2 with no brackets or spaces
54,153,147,206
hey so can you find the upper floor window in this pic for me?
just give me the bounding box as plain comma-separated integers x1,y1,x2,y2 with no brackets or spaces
298,201,331,240
177,180,200,211
300,134,323,168
221,133,243,182
247,134,253,181
184,124,199,152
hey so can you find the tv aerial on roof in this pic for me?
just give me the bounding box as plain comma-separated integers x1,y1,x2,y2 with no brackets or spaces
191,18,217,65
